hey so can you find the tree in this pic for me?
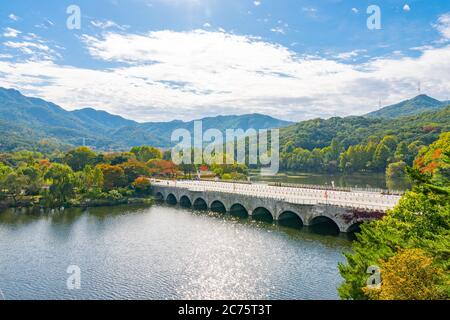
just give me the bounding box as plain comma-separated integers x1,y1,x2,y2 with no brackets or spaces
132,177,152,196
1,171,28,205
17,165,43,195
363,248,447,300
97,164,126,191
386,161,407,180
130,146,162,162
338,134,450,300
380,135,398,152
373,143,391,171
119,160,150,183
78,165,103,193
104,152,136,165
147,159,178,177
44,163,76,205
394,141,409,163
64,147,97,171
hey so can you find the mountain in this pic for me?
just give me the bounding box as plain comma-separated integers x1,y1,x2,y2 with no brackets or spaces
111,114,293,147
72,107,136,131
280,106,450,153
365,94,446,118
0,87,292,151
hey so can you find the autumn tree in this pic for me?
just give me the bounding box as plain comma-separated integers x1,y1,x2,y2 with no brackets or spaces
147,159,177,177
363,248,447,300
97,164,126,191
132,176,152,196
119,160,150,183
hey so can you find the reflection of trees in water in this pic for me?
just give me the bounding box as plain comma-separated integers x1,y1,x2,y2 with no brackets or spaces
386,177,411,191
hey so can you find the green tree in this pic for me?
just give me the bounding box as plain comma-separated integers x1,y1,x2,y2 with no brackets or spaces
394,141,409,162
130,146,162,162
338,133,450,300
17,165,43,195
78,165,104,194
64,147,97,171
373,143,391,171
1,171,28,205
43,163,76,205
386,161,407,180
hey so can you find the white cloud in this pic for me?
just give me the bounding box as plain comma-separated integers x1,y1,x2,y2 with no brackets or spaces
351,8,358,14
253,1,261,6
434,13,450,40
0,54,13,59
1,29,450,122
203,22,211,28
3,40,59,60
403,4,411,12
3,27,21,38
270,27,285,35
91,20,129,31
8,13,19,21
35,19,55,29
302,7,318,17
335,49,367,61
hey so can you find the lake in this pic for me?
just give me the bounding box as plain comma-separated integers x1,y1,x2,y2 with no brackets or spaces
250,171,411,191
0,204,352,300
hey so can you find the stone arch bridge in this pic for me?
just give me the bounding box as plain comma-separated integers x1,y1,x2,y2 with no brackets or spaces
152,180,401,233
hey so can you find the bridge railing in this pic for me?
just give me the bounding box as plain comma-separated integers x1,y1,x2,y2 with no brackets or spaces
152,179,400,212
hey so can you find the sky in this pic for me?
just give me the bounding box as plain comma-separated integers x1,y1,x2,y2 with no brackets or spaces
0,0,450,122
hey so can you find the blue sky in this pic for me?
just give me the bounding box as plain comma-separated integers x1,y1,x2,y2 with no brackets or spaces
1,0,450,122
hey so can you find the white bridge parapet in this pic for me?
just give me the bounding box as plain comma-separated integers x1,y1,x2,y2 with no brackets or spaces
151,179,402,233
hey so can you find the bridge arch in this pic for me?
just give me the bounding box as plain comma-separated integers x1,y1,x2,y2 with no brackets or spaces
278,211,304,229
193,197,208,210
210,200,227,213
179,195,192,208
252,207,274,222
229,203,249,218
154,192,164,202
166,193,177,205
309,216,340,235
346,222,363,234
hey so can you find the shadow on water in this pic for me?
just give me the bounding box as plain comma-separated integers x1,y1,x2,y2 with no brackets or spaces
0,203,357,247
162,203,355,248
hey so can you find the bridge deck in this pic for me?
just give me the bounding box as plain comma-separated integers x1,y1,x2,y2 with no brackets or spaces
152,180,402,212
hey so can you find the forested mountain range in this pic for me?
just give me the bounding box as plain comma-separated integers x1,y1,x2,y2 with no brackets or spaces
0,87,291,151
365,94,446,118
0,87,448,168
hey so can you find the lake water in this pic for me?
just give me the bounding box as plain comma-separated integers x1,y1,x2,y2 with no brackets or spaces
250,171,411,191
0,204,352,300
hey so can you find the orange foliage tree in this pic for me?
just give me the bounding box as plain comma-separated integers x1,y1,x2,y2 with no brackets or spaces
147,159,178,177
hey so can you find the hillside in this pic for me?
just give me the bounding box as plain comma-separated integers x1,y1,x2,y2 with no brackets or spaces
365,94,446,118
0,87,292,151
280,106,450,151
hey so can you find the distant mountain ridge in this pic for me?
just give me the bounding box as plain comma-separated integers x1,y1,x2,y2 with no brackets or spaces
1,87,448,152
365,94,447,118
0,87,292,150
